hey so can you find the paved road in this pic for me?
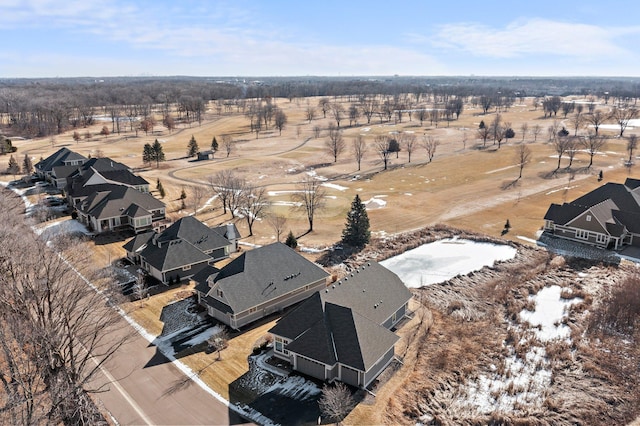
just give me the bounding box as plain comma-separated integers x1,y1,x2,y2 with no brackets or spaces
89,315,252,426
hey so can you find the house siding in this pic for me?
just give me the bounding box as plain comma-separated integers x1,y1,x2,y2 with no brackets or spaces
340,365,361,387
549,225,614,249
567,212,607,234
363,347,395,388
381,303,407,329
212,277,327,329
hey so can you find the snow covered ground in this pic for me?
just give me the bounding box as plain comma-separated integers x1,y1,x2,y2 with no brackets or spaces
519,285,582,342
453,283,584,415
380,238,517,287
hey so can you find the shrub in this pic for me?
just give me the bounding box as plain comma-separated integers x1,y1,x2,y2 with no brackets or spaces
589,273,640,335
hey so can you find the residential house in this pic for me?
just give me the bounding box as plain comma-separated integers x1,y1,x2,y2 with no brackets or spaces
35,147,87,184
544,178,640,250
66,158,150,205
195,242,330,329
76,185,166,234
123,216,235,284
269,261,411,388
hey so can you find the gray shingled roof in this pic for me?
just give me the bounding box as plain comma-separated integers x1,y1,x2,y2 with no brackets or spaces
272,296,399,371
270,261,408,371
322,261,412,325
80,186,164,220
142,239,212,272
157,216,231,253
207,242,329,314
123,231,154,253
36,148,86,173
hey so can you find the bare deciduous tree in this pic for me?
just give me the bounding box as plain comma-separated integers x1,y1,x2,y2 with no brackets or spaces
305,105,316,122
239,185,268,236
0,193,129,424
581,131,606,168
520,123,529,142
627,134,638,166
190,185,207,216
313,125,322,139
611,107,638,137
374,135,391,170
318,382,355,425
221,135,233,157
208,170,236,215
207,328,229,360
291,177,326,232
266,213,288,242
325,124,345,162
516,144,532,179
352,135,367,171
403,134,417,162
531,124,542,142
422,135,440,163
569,113,585,136
586,110,606,136
274,109,287,135
331,103,344,128
553,137,571,170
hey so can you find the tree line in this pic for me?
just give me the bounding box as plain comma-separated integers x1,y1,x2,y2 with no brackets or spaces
2,76,639,138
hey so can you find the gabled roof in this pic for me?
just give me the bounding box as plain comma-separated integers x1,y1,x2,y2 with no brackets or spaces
35,148,87,173
80,185,164,220
66,159,148,195
212,223,240,241
624,177,640,190
142,239,212,272
544,203,588,224
272,294,399,371
322,262,412,325
52,164,81,180
270,261,408,371
123,231,154,253
572,182,640,214
206,242,329,314
157,216,230,253
192,265,220,293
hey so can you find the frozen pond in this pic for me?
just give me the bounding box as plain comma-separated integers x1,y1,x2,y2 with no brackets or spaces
380,238,517,288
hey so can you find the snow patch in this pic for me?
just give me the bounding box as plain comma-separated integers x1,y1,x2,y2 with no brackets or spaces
321,182,348,191
519,285,582,341
380,238,517,287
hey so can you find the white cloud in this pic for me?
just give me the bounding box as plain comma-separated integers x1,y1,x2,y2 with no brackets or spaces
432,18,639,59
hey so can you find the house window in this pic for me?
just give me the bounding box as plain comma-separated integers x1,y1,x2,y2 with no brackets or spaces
596,234,607,244
586,215,591,222
249,307,257,314
575,229,589,240
392,311,397,324
182,265,191,271
217,289,223,298
275,337,283,353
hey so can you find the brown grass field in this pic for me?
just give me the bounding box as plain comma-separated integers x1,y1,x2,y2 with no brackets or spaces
6,96,640,424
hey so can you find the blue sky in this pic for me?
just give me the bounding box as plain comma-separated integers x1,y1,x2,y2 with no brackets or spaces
1,0,639,78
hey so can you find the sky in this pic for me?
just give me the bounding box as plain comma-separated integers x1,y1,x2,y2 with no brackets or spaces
1,0,640,78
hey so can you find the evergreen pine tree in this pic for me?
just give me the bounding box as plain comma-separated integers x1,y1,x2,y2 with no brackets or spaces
142,143,154,166
156,179,166,198
187,135,199,157
180,187,187,210
7,155,20,179
23,154,33,175
152,139,165,168
211,136,219,158
341,194,370,248
285,231,298,249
